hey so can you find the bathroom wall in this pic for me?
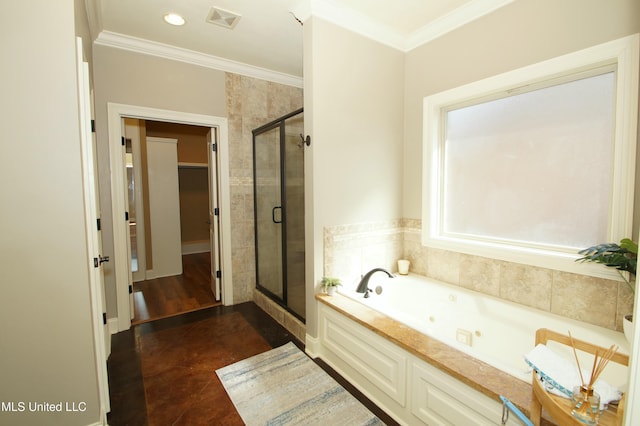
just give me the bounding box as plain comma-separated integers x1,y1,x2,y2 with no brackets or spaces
303,18,405,337
225,73,303,303
399,0,640,332
1,1,101,424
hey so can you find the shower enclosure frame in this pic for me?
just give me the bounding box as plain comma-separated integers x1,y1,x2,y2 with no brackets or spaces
252,108,305,322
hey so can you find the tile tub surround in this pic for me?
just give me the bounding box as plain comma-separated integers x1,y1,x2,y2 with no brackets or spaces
324,219,633,332
316,292,557,425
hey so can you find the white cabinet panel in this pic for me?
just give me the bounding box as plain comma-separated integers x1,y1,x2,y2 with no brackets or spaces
411,362,513,426
320,305,407,406
317,302,523,426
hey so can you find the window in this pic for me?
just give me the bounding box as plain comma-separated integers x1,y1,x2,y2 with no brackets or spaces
422,35,639,278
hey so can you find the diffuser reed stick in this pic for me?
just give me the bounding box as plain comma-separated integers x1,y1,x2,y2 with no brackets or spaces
568,330,619,424
567,331,618,388
568,332,585,386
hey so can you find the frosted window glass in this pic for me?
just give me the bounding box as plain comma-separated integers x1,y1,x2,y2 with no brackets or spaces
443,72,615,249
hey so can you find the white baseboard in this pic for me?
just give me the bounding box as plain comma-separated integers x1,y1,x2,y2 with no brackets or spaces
145,268,183,279
181,240,210,255
305,333,320,358
107,317,119,335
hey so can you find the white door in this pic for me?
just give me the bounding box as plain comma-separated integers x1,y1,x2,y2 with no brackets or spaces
147,137,183,278
76,37,110,419
208,129,222,300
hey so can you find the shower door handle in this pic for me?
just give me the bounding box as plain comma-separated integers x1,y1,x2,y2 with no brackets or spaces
272,206,282,224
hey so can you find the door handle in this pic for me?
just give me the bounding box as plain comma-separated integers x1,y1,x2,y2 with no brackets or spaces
272,206,282,224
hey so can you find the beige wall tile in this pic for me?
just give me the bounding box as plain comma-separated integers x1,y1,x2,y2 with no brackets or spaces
459,254,500,297
426,247,460,285
322,218,627,331
500,263,552,311
551,271,618,329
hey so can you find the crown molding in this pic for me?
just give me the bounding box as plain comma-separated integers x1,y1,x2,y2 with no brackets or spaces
404,0,515,51
94,31,303,88
292,0,514,52
292,0,406,50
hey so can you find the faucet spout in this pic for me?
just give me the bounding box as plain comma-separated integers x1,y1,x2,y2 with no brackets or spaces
356,268,395,296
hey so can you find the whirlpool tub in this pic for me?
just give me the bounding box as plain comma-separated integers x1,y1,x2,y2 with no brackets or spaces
313,273,628,425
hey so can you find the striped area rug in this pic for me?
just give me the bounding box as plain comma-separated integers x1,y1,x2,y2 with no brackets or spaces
216,342,384,425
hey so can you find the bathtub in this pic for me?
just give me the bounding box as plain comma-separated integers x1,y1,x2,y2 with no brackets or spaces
339,273,629,388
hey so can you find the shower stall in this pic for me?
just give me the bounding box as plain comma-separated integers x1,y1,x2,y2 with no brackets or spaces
253,108,305,321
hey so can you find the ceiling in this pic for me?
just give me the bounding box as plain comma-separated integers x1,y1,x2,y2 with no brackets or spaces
87,0,513,85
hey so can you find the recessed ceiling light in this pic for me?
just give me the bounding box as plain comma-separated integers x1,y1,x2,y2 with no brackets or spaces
164,13,186,26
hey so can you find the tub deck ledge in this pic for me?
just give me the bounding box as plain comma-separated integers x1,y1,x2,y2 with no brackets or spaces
316,292,556,426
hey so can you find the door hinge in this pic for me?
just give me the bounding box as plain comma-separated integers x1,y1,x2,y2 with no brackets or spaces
94,255,110,268
214,207,219,216
96,218,101,231
121,136,125,146
91,119,96,133
129,285,133,294
125,211,129,221
216,270,222,279
212,143,217,152
102,312,107,325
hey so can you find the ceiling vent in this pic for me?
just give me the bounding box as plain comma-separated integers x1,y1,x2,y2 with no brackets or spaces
206,7,242,29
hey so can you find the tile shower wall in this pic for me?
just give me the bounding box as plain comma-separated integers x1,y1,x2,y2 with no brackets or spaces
324,219,633,332
225,73,303,303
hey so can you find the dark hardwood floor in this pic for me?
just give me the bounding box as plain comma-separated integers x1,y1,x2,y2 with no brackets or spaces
107,303,398,425
133,253,220,324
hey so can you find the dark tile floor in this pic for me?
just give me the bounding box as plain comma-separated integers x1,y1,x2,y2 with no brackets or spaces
107,302,397,425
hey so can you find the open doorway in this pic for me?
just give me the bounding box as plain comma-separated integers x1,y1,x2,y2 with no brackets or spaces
108,103,233,332
124,119,221,324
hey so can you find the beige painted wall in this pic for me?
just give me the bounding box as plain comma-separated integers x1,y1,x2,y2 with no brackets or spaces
93,46,226,317
403,0,640,218
0,0,101,424
304,18,405,336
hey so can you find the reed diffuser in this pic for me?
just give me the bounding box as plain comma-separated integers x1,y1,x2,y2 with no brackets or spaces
568,331,618,425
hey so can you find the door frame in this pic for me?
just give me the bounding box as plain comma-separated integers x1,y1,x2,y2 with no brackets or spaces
108,103,233,331
123,121,147,283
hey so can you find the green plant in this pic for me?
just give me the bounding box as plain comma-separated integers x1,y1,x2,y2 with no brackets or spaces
321,277,341,287
576,238,637,292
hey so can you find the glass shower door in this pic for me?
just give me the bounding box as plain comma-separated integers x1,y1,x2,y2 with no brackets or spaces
254,125,284,300
282,112,305,318
253,109,305,320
